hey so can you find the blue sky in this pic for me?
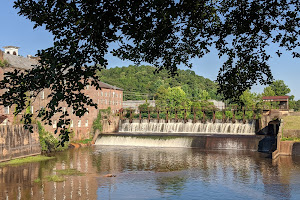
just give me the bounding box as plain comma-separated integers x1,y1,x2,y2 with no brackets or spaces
1,1,299,99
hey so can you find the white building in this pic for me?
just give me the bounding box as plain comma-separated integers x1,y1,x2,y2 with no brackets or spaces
3,46,20,56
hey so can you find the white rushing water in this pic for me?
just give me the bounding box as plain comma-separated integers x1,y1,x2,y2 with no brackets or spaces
119,120,256,135
95,136,193,147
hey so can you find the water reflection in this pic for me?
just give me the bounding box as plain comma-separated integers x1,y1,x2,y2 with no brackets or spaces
0,147,300,199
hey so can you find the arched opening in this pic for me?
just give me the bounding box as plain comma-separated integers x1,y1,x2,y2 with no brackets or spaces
13,51,17,55
7,51,10,54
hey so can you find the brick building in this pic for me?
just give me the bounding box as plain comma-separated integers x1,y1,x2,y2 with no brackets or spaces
0,47,123,139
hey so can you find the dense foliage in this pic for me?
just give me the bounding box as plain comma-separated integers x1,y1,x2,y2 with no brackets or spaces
92,108,111,134
98,65,221,101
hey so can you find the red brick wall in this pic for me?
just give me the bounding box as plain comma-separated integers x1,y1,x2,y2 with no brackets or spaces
0,66,123,140
40,86,123,140
0,50,3,61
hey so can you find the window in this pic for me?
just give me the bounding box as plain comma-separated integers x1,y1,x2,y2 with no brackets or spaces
101,91,103,96
41,91,45,99
116,94,118,98
86,84,89,90
97,99,99,105
70,120,73,128
4,106,9,114
85,120,88,127
53,120,57,128
30,106,34,114
105,92,107,97
105,100,107,105
63,107,66,113
87,107,89,115
78,120,81,127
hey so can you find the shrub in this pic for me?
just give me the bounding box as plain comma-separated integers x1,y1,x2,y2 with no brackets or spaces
0,59,9,68
37,121,69,153
92,108,111,133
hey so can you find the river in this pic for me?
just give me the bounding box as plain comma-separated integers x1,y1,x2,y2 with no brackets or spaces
1,146,300,199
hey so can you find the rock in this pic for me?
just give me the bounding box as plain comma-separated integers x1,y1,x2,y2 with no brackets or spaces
104,174,116,177
69,143,80,148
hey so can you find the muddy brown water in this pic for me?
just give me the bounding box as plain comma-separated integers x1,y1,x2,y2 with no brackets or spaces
1,146,300,200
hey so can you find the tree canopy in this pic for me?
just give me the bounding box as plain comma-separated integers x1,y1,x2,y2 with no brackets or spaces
1,0,300,140
269,80,291,96
98,65,221,101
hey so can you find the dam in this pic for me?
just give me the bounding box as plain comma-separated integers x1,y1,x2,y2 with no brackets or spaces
119,119,256,135
95,119,265,151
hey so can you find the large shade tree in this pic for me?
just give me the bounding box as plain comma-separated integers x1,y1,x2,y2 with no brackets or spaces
1,0,300,142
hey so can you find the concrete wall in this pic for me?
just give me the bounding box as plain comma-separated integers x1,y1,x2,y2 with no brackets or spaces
123,100,156,113
272,122,300,159
95,133,264,151
102,116,120,133
0,125,40,162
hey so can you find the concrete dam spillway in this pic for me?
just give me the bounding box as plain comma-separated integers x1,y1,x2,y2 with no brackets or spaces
95,120,263,151
119,120,256,135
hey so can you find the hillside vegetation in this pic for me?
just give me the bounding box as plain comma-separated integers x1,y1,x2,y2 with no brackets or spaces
98,65,222,101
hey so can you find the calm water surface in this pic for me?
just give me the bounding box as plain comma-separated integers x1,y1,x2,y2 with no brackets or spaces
1,146,300,200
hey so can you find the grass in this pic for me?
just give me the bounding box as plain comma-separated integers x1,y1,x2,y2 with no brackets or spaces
34,178,41,183
55,168,84,176
0,155,55,167
282,116,300,130
281,137,300,142
33,168,83,184
46,175,65,182
73,138,93,144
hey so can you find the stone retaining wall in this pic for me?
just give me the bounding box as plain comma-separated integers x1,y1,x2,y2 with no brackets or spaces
283,129,300,138
272,122,300,159
102,116,119,133
0,125,41,162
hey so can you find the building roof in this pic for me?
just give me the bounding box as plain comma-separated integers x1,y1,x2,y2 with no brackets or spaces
3,46,20,49
99,81,123,91
3,53,38,70
2,50,122,90
262,96,289,101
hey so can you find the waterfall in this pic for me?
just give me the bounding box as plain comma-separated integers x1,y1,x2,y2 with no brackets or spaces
95,136,193,148
119,120,256,135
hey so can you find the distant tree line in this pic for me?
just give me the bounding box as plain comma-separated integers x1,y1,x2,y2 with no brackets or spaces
98,65,222,101
99,65,300,113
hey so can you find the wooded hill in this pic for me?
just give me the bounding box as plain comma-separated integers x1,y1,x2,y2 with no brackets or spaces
98,65,222,101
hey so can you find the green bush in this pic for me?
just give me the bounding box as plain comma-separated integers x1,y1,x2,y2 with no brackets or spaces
92,108,111,133
225,111,233,119
37,121,69,153
0,59,9,68
92,110,103,133
215,111,223,120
